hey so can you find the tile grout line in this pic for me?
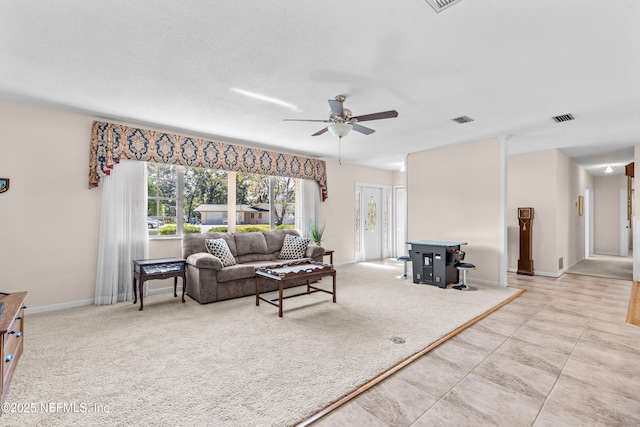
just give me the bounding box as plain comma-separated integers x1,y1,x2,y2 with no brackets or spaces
530,314,589,425
409,296,547,427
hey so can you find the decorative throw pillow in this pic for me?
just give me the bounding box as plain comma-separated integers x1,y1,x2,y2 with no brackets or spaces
279,234,311,260
205,238,237,267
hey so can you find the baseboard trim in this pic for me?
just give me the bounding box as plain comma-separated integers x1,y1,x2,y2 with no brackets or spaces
507,267,561,278
468,278,504,287
25,286,179,315
25,298,94,315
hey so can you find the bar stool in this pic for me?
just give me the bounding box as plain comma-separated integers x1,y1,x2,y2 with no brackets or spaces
397,255,410,279
453,262,476,291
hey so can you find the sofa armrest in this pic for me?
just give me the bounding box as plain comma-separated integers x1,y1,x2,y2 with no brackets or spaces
187,252,224,270
305,245,325,259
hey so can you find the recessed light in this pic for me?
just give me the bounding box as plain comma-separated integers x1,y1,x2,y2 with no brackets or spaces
604,165,614,174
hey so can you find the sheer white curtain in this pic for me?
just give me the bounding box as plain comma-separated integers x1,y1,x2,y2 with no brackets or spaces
300,179,320,239
95,160,149,305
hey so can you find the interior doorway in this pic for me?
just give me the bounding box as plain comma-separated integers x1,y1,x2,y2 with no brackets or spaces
394,186,406,257
620,188,630,257
584,187,592,259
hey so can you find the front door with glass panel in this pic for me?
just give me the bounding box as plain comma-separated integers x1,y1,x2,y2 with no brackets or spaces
363,187,382,260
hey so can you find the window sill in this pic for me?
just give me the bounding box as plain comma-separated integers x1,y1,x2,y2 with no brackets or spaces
148,235,183,241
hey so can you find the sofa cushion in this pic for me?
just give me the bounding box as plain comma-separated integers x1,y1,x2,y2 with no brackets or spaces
263,229,300,254
216,264,257,283
205,238,237,267
234,232,269,256
279,234,311,259
183,232,237,259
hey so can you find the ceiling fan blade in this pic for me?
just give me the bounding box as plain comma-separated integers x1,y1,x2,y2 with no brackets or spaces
328,99,344,117
352,123,376,135
351,110,398,122
283,119,327,122
312,127,329,136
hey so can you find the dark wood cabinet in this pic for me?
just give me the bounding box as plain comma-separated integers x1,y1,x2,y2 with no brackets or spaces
0,292,27,406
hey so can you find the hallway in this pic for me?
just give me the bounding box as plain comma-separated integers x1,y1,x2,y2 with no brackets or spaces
567,253,632,281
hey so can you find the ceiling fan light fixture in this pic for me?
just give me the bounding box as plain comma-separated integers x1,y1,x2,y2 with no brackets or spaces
328,123,352,138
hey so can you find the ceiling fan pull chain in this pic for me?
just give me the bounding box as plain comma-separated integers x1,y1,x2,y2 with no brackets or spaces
339,137,342,165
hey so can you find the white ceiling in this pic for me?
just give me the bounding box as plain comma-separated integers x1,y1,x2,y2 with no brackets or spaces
2,1,639,176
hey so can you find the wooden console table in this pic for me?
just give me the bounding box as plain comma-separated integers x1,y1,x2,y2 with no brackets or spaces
0,291,27,406
133,258,186,311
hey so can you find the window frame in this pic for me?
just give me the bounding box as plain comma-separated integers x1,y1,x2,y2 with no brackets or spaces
147,163,300,238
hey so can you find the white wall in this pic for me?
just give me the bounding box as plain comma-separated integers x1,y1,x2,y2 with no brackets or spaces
507,149,593,276
557,151,592,269
318,160,395,264
407,138,504,286
594,174,627,255
0,100,102,308
508,150,558,275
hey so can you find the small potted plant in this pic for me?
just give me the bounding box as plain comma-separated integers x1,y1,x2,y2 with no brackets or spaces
308,221,325,246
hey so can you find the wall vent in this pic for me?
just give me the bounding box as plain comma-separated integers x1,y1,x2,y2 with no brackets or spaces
425,0,464,13
452,115,474,124
552,114,575,123
559,257,564,269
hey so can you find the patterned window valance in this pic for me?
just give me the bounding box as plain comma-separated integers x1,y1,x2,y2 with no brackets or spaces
88,121,328,201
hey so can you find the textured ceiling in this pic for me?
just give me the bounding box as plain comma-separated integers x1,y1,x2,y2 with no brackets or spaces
1,1,639,176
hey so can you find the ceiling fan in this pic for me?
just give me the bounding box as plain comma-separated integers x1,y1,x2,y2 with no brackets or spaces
284,95,398,138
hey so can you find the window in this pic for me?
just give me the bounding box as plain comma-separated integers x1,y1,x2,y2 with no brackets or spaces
184,167,228,229
236,173,296,229
147,164,177,236
147,164,298,237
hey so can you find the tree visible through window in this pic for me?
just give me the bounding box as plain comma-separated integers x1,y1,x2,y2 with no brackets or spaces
184,168,227,224
237,174,296,227
147,164,297,236
147,164,177,235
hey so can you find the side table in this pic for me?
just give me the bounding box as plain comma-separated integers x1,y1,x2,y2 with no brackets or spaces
323,249,334,264
133,258,186,311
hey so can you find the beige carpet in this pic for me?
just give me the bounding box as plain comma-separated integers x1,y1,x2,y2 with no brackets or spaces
567,254,632,280
4,261,520,427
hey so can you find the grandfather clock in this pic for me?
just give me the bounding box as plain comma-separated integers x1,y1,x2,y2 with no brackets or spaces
517,207,534,275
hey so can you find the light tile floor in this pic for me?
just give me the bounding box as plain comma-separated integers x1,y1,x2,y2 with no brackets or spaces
311,271,640,427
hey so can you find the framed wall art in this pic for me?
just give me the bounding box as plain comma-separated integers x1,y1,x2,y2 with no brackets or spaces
0,178,9,194
578,195,584,216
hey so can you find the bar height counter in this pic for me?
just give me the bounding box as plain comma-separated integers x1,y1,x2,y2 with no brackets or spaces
406,240,467,288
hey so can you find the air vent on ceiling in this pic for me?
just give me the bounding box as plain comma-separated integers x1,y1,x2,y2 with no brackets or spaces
425,0,464,13
552,113,575,123
452,116,474,124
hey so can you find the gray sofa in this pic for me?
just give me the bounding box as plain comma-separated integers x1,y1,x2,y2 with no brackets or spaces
182,229,325,304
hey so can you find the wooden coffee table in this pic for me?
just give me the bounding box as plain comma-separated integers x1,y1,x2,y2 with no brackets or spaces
255,261,336,317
